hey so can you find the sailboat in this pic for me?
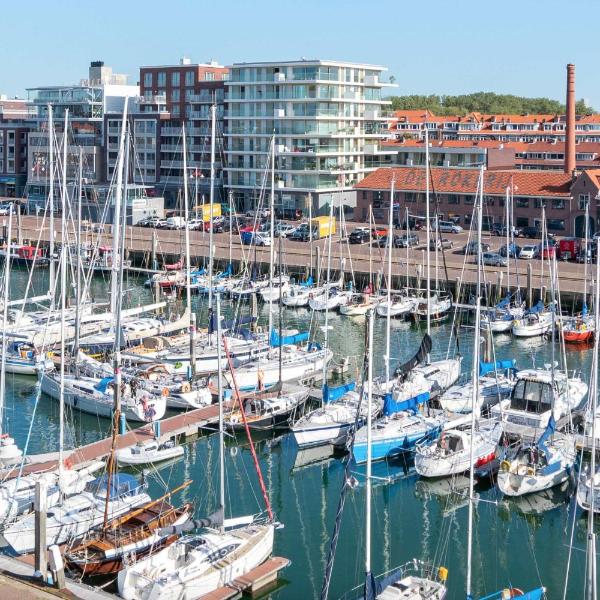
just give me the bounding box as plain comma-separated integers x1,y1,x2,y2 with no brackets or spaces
118,293,276,600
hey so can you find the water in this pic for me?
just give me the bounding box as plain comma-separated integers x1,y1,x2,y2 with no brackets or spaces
2,268,596,599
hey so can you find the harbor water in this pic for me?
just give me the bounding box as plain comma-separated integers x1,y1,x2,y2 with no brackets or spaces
3,268,595,599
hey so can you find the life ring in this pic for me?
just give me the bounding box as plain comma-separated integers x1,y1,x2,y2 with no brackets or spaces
181,382,191,393
500,460,511,472
162,387,169,397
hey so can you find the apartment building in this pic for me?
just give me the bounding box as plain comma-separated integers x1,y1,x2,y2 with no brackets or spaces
26,61,138,210
224,60,393,214
355,166,598,238
104,58,228,209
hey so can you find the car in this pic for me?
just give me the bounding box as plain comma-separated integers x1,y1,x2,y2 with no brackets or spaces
395,233,420,248
492,224,521,238
185,218,205,230
371,226,388,239
374,235,392,248
437,221,463,234
203,216,226,232
499,243,521,258
274,222,297,238
289,223,313,242
461,241,490,255
0,204,12,216
136,216,162,228
349,227,372,244
519,245,539,259
240,230,271,246
537,242,556,259
429,238,453,250
481,252,507,267
519,226,554,240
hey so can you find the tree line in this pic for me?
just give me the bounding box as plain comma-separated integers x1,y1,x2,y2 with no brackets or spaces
387,92,593,116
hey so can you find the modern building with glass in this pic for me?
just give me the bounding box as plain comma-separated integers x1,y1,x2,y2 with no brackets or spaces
224,60,393,215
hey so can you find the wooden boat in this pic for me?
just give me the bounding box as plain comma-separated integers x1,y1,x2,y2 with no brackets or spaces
66,487,193,577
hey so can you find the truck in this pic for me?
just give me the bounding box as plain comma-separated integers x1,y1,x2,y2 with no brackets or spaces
193,203,222,222
311,216,336,239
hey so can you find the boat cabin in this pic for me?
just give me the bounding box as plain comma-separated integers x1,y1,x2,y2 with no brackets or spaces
509,377,553,414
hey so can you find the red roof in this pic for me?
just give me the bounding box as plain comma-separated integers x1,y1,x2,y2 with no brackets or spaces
355,167,573,197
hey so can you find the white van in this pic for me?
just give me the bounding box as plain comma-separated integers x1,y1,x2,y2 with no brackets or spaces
165,216,186,230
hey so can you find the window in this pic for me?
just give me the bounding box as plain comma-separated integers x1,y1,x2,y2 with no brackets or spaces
157,72,166,86
516,197,529,208
447,194,460,205
171,72,180,86
516,217,529,228
205,72,215,81
464,195,474,205
172,105,180,117
185,71,194,86
143,72,152,87
579,193,590,210
171,89,180,101
552,198,565,209
547,219,565,231
534,198,544,209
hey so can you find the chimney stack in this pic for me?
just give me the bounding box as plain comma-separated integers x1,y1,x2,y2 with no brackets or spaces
565,63,576,174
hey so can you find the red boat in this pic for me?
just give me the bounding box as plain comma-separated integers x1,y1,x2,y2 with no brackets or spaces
562,316,594,343
164,259,183,271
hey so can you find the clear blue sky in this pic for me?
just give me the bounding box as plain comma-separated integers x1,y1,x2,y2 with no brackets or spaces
2,0,599,107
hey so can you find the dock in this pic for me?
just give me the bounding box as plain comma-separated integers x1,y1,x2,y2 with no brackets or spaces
18,402,232,476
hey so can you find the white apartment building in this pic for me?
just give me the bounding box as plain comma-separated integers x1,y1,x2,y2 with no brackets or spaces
224,60,393,214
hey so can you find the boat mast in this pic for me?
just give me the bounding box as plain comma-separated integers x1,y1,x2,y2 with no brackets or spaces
104,113,128,529
0,208,13,440
505,184,510,296
216,293,225,532
425,127,431,359
585,240,600,600
208,102,216,314
110,98,128,318
466,166,484,599
48,105,55,311
385,176,395,383
268,135,275,337
58,109,69,482
364,309,374,595
584,197,590,312
182,124,196,378
74,147,83,357
321,197,336,399
405,207,410,294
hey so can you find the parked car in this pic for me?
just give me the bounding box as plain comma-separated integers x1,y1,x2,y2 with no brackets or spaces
498,243,521,258
289,223,311,242
461,241,490,255
240,230,272,246
349,227,372,244
0,204,12,216
481,252,507,267
371,226,388,239
520,226,554,240
429,238,454,250
437,221,463,234
274,222,297,238
492,224,521,237
395,233,420,248
137,216,162,228
519,245,539,259
537,241,556,259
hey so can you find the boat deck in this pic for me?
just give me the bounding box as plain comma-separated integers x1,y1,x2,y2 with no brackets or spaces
11,402,232,477
199,556,291,599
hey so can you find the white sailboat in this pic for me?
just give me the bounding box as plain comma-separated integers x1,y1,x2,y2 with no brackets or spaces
118,292,275,600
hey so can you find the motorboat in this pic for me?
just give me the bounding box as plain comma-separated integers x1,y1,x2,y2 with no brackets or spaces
375,294,416,319
309,286,352,311
512,302,553,338
116,439,184,466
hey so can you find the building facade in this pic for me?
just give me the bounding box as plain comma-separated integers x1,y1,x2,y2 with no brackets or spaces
0,98,33,198
224,60,393,214
354,166,598,238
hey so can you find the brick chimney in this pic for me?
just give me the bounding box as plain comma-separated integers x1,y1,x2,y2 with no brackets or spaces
565,63,576,174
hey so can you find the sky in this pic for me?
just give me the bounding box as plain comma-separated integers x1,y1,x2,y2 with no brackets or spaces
2,0,600,107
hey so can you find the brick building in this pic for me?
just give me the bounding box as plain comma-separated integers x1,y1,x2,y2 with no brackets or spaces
354,166,599,238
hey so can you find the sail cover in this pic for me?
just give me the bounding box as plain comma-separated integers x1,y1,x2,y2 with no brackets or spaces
479,359,515,377
383,391,430,416
323,381,355,404
208,314,256,334
394,334,432,379
269,329,309,347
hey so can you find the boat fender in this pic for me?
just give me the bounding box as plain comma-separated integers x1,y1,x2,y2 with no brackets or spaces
64,457,73,469
162,387,169,397
500,460,511,472
230,446,238,457
526,467,534,476
181,382,191,394
438,566,448,582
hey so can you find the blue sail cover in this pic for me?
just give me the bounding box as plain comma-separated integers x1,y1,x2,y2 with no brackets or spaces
208,314,256,334
299,276,313,287
480,588,545,600
583,303,588,316
496,295,511,309
217,264,233,278
528,300,545,315
479,359,516,377
269,329,309,347
95,376,114,393
322,381,355,404
537,414,556,457
383,391,430,416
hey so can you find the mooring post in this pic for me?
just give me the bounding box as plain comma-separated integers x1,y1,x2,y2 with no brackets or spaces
48,545,66,589
34,479,47,582
315,245,321,287
152,229,158,271
527,262,533,308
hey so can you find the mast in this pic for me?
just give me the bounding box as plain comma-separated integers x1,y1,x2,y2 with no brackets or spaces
425,127,431,345
406,207,410,294
505,184,511,295
385,177,395,383
208,103,217,313
584,197,590,312
364,309,374,594
48,105,55,311
110,98,128,317
58,109,69,482
466,166,484,599
309,193,313,279
0,208,13,439
585,239,600,600
182,124,196,378
321,197,336,396
216,293,225,532
74,147,83,356
268,135,275,336
228,189,233,270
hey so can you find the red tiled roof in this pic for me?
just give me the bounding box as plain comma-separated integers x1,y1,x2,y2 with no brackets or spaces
355,167,574,197
381,139,521,150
